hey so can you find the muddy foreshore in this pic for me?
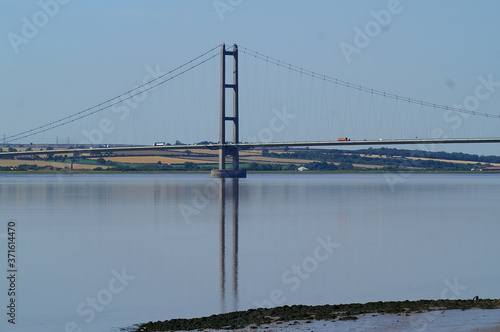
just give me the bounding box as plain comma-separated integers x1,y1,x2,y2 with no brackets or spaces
132,298,500,331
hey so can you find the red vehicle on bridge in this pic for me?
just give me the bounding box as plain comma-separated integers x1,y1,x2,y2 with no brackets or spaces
337,137,350,141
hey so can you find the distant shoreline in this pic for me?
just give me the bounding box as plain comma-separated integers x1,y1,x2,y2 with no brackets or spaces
0,170,496,175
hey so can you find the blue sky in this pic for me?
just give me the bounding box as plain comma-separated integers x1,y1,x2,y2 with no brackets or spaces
1,0,500,155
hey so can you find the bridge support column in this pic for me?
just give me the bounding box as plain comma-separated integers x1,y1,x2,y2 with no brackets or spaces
211,44,246,178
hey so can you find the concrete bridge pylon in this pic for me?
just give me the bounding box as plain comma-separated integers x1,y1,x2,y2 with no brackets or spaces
211,44,246,178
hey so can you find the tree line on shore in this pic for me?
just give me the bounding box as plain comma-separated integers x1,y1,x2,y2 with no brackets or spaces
0,146,495,172
262,147,485,171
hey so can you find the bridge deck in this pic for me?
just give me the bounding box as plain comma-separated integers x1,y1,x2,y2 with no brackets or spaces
1,138,500,157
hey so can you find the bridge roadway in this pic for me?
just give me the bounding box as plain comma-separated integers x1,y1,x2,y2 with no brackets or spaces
1,138,500,157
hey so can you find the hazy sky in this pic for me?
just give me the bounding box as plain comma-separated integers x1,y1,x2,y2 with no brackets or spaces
2,0,500,155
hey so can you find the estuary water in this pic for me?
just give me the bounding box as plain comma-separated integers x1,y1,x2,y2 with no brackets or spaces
0,173,499,332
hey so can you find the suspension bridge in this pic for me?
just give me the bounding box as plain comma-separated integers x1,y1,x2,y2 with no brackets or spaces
2,44,500,177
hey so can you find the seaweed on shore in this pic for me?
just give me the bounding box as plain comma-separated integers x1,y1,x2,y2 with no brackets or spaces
133,298,500,331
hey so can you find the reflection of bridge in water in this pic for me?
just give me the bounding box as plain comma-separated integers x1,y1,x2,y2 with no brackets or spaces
218,178,239,312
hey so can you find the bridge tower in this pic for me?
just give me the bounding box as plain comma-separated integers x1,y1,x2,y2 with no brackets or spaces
211,44,247,178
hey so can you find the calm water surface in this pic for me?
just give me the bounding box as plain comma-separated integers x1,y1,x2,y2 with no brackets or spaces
0,173,499,332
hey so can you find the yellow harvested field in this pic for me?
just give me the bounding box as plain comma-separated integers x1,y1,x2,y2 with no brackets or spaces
0,159,108,170
93,156,212,164
187,149,219,154
91,151,386,169
241,156,383,169
239,156,315,165
352,163,383,169
357,153,499,166
239,150,263,156
405,156,500,166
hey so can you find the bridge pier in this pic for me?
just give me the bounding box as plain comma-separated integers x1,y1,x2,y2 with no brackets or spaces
211,44,246,179
211,169,246,178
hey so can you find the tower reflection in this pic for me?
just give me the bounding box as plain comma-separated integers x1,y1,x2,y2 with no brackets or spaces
219,178,239,313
